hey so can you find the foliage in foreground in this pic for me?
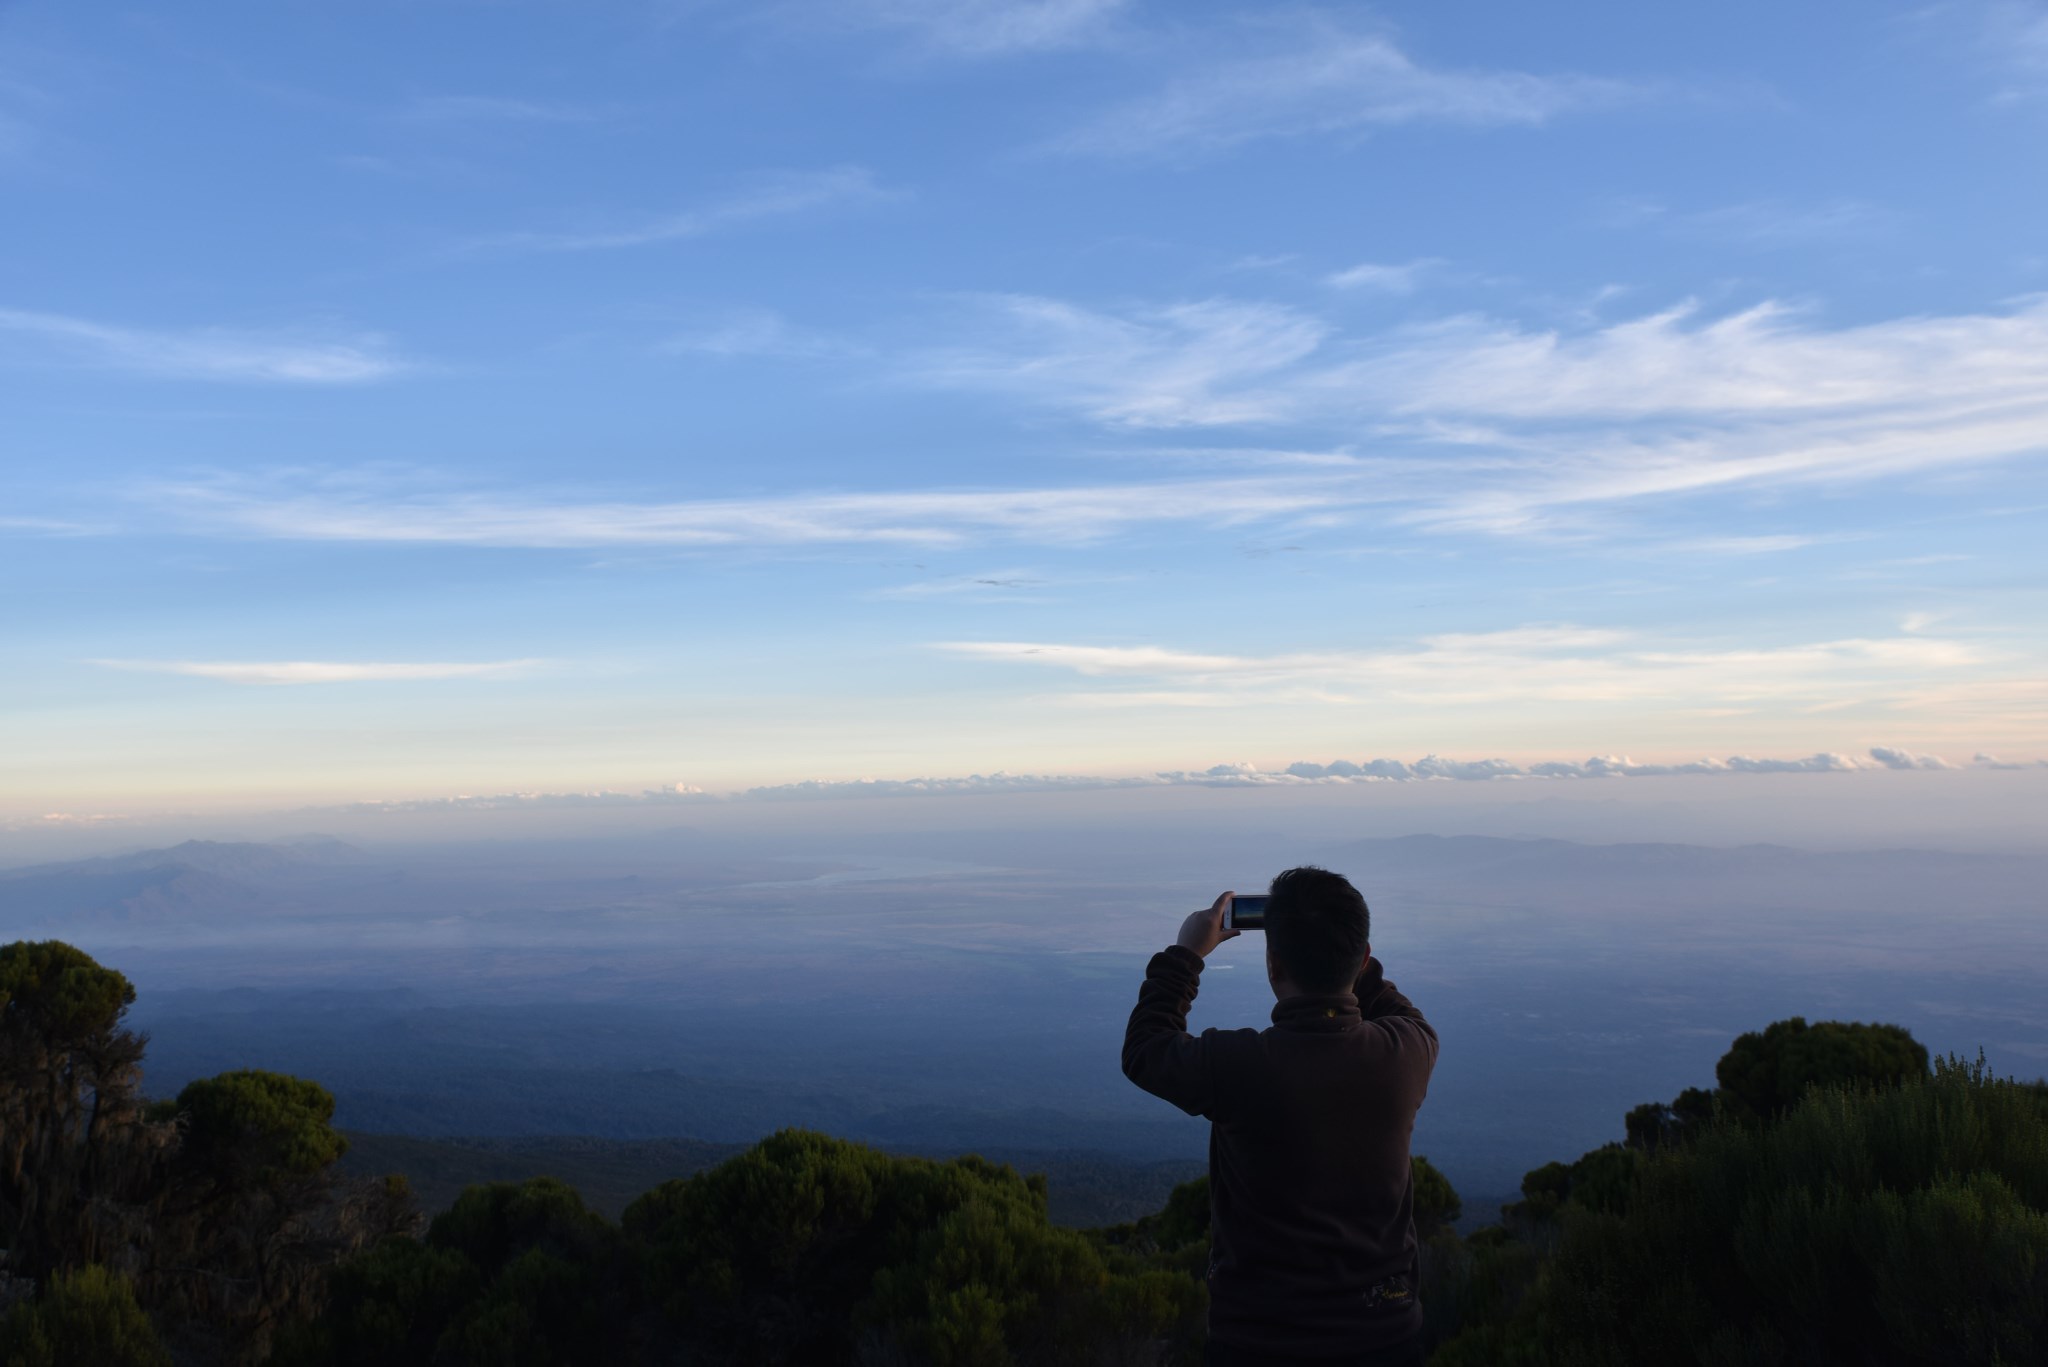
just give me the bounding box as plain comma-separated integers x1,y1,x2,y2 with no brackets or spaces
286,1130,1208,1367
1426,1029,2048,1366
11,936,2047,1365
0,1264,171,1367
289,1138,1468,1366
0,940,415,1365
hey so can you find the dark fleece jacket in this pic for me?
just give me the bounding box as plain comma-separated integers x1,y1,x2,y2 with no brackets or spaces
1122,946,1437,1358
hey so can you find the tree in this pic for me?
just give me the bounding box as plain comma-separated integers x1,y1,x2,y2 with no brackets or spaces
146,1071,413,1364
1622,1087,1714,1152
0,941,154,1279
1411,1156,1463,1236
1621,1017,1927,1155
175,1070,349,1182
1715,1015,1929,1119
0,942,418,1367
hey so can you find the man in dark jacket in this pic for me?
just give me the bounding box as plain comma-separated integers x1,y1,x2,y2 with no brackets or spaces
1122,866,1437,1367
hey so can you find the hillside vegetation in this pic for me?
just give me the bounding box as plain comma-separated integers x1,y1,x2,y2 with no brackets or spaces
335,1133,1204,1229
4,939,2045,1365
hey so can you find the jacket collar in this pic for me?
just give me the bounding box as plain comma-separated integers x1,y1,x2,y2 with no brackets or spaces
1271,992,1362,1032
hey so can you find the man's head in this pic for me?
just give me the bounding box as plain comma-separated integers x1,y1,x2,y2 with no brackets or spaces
1263,866,1370,997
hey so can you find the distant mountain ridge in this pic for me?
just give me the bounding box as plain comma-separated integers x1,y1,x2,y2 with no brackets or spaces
4,835,366,879
0,838,365,931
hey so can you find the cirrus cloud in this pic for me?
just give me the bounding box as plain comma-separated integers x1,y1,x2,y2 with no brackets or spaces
1055,23,1636,157
87,659,541,686
144,468,1362,548
461,165,888,255
0,308,403,383
935,627,1987,710
910,291,2048,533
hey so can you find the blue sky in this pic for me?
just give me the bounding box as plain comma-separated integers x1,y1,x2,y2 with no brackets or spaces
5,0,2048,815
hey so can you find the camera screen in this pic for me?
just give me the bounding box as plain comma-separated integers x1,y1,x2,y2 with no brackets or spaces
1229,894,1268,928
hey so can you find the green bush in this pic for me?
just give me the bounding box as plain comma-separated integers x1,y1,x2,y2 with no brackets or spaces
1509,1144,1640,1224
625,1129,1200,1365
0,1265,171,1367
1715,1016,1928,1120
0,941,135,1040
277,1178,625,1367
268,1237,476,1366
176,1070,350,1182
1436,1055,2048,1365
300,1136,1206,1366
1412,1155,1462,1235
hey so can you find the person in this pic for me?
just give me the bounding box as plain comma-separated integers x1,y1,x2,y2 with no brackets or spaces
1121,866,1438,1367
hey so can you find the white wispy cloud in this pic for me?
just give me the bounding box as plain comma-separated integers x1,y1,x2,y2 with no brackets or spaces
1055,22,1634,156
0,811,132,831
88,659,540,686
1325,258,1443,293
1355,297,2048,531
1984,2,2048,96
1665,534,1829,556
910,292,2048,532
95,291,2048,548
914,294,1331,426
828,0,1130,56
661,309,862,360
1608,198,1896,248
954,292,2048,426
148,469,1361,548
875,569,1052,599
464,165,886,254
0,514,113,536
936,627,1988,709
1340,298,2048,420
0,308,403,383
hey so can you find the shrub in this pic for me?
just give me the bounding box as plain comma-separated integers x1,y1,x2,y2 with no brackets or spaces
276,1178,625,1367
626,1130,1200,1366
0,1265,171,1367
175,1070,350,1182
1715,1016,1928,1120
1436,1055,2048,1365
0,942,417,1366
1411,1155,1462,1235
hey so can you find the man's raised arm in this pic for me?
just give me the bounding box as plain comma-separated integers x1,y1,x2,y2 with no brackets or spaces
1120,892,1240,1117
1353,957,1438,1047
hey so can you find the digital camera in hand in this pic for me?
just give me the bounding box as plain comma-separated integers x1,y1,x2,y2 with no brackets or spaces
1223,894,1267,929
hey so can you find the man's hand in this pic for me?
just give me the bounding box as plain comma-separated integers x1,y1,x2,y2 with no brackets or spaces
1176,891,1242,959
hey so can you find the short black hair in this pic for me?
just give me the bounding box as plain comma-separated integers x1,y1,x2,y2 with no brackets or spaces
1266,866,1370,994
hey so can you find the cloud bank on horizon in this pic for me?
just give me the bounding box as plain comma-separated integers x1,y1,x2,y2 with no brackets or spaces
287,746,2041,817
4,1,2047,810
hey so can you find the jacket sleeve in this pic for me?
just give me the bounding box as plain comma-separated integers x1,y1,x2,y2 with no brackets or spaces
1121,945,1227,1119
1354,957,1439,1055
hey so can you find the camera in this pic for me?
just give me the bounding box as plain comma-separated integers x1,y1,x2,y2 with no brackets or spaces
1223,894,1268,930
